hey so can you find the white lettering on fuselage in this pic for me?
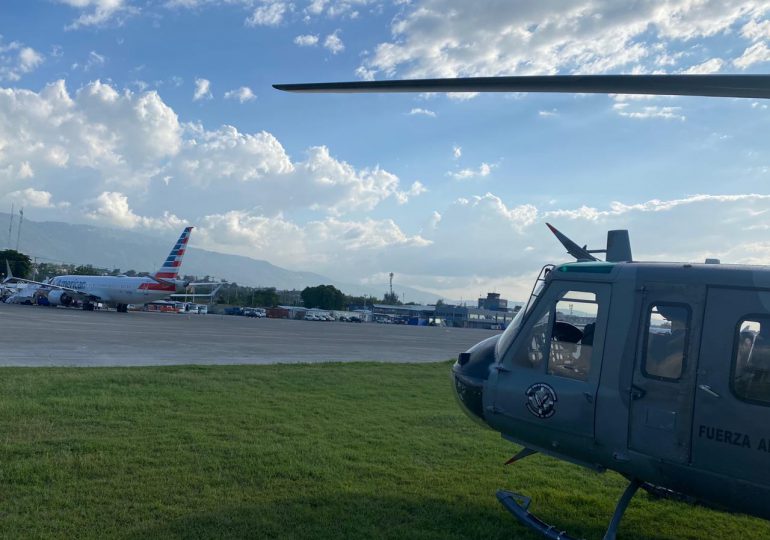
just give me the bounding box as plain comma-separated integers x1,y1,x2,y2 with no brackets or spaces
55,279,87,290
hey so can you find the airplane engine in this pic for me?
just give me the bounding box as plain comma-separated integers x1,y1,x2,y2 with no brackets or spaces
452,334,499,426
47,290,73,306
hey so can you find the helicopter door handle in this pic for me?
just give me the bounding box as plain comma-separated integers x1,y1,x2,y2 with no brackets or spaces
698,384,720,398
630,385,646,400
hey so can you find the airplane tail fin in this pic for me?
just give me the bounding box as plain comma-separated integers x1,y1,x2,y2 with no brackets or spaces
3,260,13,283
154,227,193,280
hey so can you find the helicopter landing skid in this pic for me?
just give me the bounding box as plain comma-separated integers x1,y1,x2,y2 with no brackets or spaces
497,478,641,540
496,490,579,540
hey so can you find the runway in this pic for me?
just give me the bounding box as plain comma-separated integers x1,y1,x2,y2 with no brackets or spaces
0,303,499,367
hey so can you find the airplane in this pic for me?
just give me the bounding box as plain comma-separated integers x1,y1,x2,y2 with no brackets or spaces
274,75,770,539
3,227,195,313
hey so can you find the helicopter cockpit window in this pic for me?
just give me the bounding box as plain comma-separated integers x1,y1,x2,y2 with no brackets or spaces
643,304,690,381
733,318,770,405
512,311,550,369
547,291,598,381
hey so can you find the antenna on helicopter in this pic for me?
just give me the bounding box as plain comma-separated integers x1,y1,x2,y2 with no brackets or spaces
546,223,598,262
546,223,633,262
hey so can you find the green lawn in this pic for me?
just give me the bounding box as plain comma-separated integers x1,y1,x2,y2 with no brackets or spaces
0,362,767,539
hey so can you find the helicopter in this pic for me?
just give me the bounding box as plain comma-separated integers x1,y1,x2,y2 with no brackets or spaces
274,75,770,539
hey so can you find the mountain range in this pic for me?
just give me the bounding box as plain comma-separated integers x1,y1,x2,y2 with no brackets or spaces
0,213,441,304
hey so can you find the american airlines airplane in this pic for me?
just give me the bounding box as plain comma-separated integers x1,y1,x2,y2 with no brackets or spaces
4,227,194,312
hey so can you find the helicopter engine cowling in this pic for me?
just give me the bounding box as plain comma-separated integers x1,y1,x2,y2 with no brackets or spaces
452,334,499,427
47,290,73,306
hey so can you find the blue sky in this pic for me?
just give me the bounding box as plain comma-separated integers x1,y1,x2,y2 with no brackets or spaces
1,0,769,300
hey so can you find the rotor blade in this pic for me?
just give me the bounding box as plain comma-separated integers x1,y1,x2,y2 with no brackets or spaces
274,74,770,99
546,223,599,262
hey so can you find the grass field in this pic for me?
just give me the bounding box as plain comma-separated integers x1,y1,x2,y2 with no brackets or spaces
0,362,768,539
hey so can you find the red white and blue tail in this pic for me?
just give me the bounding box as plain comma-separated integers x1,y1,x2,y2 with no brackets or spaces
154,226,193,280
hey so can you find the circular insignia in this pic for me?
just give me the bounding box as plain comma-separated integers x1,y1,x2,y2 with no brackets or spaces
525,383,558,419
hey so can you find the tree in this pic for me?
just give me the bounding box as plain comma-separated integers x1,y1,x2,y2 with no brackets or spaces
72,265,98,276
383,291,401,305
0,250,32,279
301,284,345,310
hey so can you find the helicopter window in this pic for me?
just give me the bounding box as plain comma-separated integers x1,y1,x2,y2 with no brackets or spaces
512,311,550,369
643,304,690,381
733,318,770,405
547,291,598,381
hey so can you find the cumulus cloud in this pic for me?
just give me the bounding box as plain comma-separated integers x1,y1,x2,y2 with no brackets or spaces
246,1,287,27
449,162,493,180
452,145,461,159
58,0,136,29
0,80,420,220
224,86,256,103
86,191,187,230
294,34,319,46
196,210,430,269
385,192,770,300
2,188,69,209
193,78,212,101
323,30,344,54
0,79,182,201
682,58,725,74
358,1,770,81
734,42,770,69
408,107,436,117
0,39,44,81
305,0,372,19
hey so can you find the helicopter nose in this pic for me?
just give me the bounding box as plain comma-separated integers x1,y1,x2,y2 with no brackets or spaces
452,335,499,427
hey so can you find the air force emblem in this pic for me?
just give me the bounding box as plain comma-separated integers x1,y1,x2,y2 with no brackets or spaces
525,383,558,419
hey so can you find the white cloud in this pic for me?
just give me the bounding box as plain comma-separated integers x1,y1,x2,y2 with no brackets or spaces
613,103,686,121
452,145,461,159
358,1,770,81
193,78,212,101
246,1,287,27
324,30,344,54
58,0,136,29
741,18,770,41
224,86,256,103
2,188,68,209
682,58,725,74
734,42,770,69
0,40,44,81
0,80,419,221
84,50,106,71
294,34,319,47
538,109,558,117
408,107,436,117
0,80,182,194
428,210,441,229
449,162,493,180
196,210,430,269
86,191,187,230
387,192,770,300
305,0,373,19
18,47,44,73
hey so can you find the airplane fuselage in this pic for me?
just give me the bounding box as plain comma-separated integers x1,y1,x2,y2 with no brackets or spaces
49,275,176,305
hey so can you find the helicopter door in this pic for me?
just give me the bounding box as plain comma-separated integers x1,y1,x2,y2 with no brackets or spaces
628,283,705,464
491,281,610,441
691,287,770,486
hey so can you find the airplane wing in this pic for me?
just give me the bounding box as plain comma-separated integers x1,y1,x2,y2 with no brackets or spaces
3,261,99,299
3,276,90,296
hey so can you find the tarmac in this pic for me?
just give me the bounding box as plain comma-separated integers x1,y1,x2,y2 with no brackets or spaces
0,303,499,367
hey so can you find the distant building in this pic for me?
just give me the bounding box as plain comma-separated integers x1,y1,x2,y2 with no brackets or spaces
278,289,303,306
478,292,508,311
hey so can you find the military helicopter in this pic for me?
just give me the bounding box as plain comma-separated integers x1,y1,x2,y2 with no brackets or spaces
274,75,770,539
